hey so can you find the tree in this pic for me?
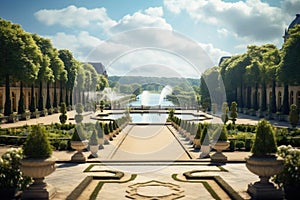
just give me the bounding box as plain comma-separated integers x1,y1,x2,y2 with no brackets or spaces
32,34,55,112
0,19,42,115
278,25,300,114
59,49,78,107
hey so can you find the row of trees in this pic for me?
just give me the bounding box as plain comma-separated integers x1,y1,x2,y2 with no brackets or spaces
0,18,108,116
200,24,300,114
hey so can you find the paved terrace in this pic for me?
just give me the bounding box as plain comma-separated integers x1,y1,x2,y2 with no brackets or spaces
0,110,289,199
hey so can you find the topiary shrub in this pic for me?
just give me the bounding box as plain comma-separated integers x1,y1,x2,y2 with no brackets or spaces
230,101,238,125
88,130,98,146
236,140,245,150
95,122,103,138
251,119,277,157
194,123,202,139
200,124,209,145
221,102,229,124
289,104,299,129
74,114,83,123
168,108,175,121
71,124,86,141
212,125,228,142
59,102,67,124
75,103,84,114
23,125,52,159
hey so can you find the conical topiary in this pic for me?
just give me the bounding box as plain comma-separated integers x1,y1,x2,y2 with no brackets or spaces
200,124,209,145
89,130,98,146
212,125,228,142
95,121,103,138
195,123,202,139
71,124,86,141
251,119,277,157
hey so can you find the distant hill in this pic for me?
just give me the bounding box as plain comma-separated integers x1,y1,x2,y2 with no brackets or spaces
108,76,199,87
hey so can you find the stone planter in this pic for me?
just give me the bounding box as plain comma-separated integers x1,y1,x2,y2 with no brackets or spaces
193,139,200,149
199,145,211,158
8,113,18,123
20,157,56,199
211,141,230,163
89,145,98,158
71,140,88,162
31,111,40,119
40,109,48,117
189,135,195,144
98,138,104,149
20,112,31,120
245,156,284,199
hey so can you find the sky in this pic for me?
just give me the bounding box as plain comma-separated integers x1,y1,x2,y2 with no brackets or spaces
1,0,299,78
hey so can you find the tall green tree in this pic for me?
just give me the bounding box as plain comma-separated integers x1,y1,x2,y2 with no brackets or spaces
0,19,42,116
32,34,55,112
278,25,300,114
58,49,78,107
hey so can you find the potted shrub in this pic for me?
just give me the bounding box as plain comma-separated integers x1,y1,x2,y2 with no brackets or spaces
230,101,238,124
245,119,284,199
75,103,84,124
20,125,56,199
0,148,32,199
273,145,300,199
59,103,67,124
20,110,31,121
221,102,229,124
88,129,98,158
95,121,104,149
8,112,18,123
289,104,299,129
70,123,88,162
199,124,210,158
211,125,230,163
193,123,201,149
100,100,104,112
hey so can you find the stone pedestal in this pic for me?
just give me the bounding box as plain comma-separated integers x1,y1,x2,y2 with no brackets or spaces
211,141,229,163
199,145,210,158
20,157,56,200
22,178,56,200
246,156,284,199
70,141,88,163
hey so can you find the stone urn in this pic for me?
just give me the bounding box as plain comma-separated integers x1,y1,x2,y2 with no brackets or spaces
89,145,98,158
199,145,211,158
71,140,88,162
98,137,104,149
245,156,284,199
211,141,230,163
193,138,200,149
20,157,56,199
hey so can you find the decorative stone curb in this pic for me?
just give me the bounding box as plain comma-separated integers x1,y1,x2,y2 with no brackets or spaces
126,180,184,199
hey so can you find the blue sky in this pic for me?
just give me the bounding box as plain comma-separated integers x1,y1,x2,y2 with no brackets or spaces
1,0,299,78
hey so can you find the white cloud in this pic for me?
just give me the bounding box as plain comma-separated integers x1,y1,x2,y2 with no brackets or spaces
282,0,300,16
47,31,103,61
164,0,286,41
35,5,117,30
110,7,172,33
198,43,231,65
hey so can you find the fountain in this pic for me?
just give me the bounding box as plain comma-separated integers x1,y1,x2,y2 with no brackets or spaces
158,85,173,106
140,91,151,107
